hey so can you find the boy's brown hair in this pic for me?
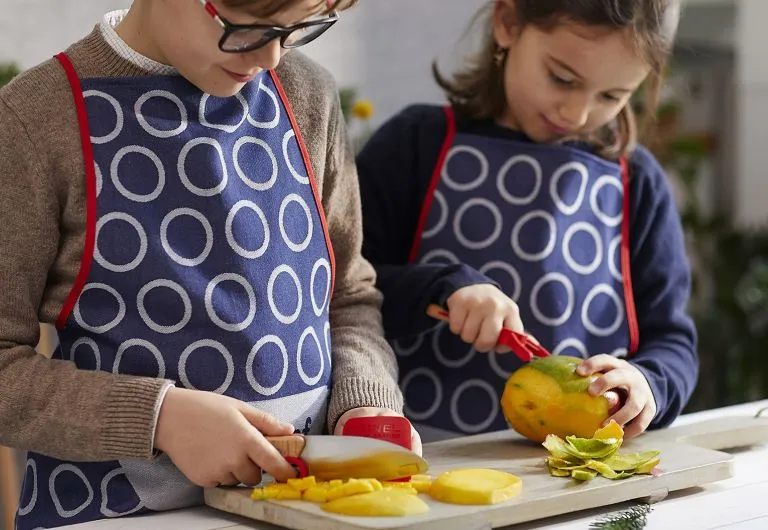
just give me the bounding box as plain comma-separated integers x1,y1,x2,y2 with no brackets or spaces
434,0,680,159
221,0,358,17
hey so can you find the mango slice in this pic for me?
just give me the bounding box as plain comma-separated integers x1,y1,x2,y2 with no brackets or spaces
429,469,522,505
321,489,429,517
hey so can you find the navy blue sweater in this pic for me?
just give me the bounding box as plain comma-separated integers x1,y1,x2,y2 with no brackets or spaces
356,104,699,429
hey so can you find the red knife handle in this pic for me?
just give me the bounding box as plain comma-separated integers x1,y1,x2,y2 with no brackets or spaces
267,435,309,478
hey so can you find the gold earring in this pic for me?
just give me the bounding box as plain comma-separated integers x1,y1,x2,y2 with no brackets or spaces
494,46,507,67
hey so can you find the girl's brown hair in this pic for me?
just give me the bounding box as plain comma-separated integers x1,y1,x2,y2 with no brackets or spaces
221,0,358,18
434,0,680,159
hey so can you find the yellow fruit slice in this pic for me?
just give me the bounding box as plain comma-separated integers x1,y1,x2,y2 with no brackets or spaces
429,469,522,505
321,489,430,517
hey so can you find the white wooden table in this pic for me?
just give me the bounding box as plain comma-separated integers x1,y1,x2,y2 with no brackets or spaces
61,400,768,530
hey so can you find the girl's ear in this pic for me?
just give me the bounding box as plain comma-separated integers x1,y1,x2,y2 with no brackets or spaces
492,0,519,48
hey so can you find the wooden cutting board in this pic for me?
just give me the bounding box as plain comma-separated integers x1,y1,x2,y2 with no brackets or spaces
204,414,768,530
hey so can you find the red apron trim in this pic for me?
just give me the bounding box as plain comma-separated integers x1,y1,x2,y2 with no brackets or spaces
269,69,337,294
54,53,97,330
408,105,457,263
620,156,640,355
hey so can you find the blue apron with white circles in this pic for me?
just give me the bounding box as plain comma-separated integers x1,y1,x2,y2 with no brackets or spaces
16,55,334,530
395,109,637,442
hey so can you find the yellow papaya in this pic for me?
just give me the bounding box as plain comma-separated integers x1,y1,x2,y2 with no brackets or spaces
501,355,609,443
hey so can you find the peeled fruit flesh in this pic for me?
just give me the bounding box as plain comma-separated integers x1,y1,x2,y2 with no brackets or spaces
251,469,524,515
251,475,433,517
501,355,610,443
321,489,430,517
429,469,522,505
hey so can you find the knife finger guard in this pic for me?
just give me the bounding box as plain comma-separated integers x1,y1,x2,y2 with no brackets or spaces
285,456,309,478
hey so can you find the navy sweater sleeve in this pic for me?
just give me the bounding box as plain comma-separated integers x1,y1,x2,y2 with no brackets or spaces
625,146,699,429
356,105,499,340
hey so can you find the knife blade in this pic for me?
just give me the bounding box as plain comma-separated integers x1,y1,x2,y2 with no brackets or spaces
266,434,428,482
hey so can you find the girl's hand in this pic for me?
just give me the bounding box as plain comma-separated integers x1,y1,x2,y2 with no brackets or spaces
576,355,657,440
445,284,523,353
154,387,297,487
334,407,423,457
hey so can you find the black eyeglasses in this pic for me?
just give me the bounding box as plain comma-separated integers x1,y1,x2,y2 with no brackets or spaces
199,0,339,53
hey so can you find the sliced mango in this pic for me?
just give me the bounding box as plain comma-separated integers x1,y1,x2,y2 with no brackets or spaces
429,469,522,505
326,478,376,501
321,489,429,517
302,485,329,503
287,476,317,492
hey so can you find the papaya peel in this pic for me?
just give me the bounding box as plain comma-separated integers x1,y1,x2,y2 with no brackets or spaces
543,420,661,481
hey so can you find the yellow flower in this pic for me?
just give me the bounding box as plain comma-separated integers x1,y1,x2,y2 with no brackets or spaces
351,100,374,120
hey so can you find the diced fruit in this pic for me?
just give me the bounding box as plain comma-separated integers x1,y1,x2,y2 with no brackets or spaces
321,489,430,517
287,476,317,492
326,478,376,501
302,486,329,503
410,477,433,494
429,469,522,505
261,484,302,500
382,482,418,495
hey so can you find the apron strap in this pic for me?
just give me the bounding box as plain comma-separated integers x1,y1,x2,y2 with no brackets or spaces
619,156,640,355
268,69,336,294
53,53,97,330
409,105,457,263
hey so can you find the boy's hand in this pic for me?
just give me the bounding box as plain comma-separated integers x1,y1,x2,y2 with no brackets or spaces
445,284,523,353
334,407,423,456
154,387,297,487
576,355,657,440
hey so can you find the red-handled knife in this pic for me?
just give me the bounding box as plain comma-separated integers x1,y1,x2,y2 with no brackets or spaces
266,434,427,482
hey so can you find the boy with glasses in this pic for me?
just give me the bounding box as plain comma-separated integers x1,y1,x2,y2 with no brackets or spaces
0,1,414,528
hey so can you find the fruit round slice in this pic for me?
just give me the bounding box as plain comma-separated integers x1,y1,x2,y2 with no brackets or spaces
321,489,429,517
429,469,522,505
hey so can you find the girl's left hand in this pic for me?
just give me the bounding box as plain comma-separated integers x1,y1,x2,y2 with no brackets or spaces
576,355,657,440
334,407,423,456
